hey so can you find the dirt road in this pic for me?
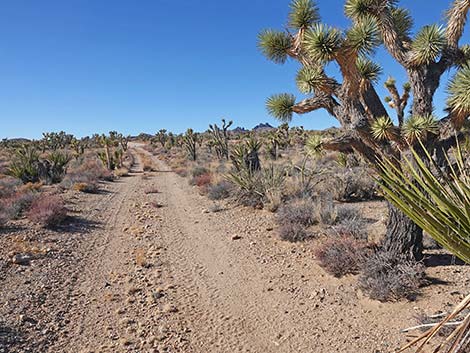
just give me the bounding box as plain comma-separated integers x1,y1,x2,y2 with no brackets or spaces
1,146,467,353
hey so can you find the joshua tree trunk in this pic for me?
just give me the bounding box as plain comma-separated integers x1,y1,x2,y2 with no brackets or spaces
382,202,423,260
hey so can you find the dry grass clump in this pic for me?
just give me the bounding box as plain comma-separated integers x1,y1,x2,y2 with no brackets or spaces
27,194,68,228
278,222,310,242
359,250,426,302
73,182,98,193
141,154,155,171
114,167,129,177
315,236,369,277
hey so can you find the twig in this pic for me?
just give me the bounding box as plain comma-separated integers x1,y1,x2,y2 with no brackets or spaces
401,321,464,333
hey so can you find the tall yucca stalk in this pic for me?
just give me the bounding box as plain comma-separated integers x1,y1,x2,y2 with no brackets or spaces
377,141,470,263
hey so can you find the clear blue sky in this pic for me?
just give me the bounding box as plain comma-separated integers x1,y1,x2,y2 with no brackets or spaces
0,0,467,139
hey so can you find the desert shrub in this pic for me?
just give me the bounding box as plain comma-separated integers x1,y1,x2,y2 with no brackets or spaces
207,181,233,200
359,250,426,302
278,222,310,242
190,173,212,188
340,168,378,201
315,236,368,277
61,158,112,191
277,198,319,227
191,166,209,178
27,195,68,228
0,177,22,198
141,154,154,171
319,193,337,225
1,191,36,219
333,217,369,241
336,205,361,222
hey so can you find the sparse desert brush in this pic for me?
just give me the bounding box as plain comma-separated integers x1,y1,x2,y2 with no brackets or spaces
1,191,36,219
141,154,155,171
318,193,337,225
333,215,369,241
191,165,209,178
61,158,113,191
27,194,68,228
340,168,379,202
0,203,11,227
277,198,319,227
315,236,369,277
0,177,22,198
278,222,310,242
207,181,233,200
359,250,426,302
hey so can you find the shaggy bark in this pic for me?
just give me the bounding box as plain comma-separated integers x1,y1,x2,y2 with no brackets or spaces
383,202,424,260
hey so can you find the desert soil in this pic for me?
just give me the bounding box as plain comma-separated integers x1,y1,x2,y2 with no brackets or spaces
0,145,469,353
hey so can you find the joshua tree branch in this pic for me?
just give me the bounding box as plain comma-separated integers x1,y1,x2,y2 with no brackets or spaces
445,0,470,50
374,4,409,66
292,94,341,119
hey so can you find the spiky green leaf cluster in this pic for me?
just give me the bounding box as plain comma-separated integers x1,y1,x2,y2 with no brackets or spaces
258,30,292,64
288,0,320,29
346,16,381,56
378,142,470,263
357,57,382,84
390,7,413,41
266,94,296,122
371,116,395,140
384,76,396,88
304,24,343,63
409,25,445,66
344,0,375,21
402,114,439,143
295,66,329,93
447,63,470,119
305,134,323,156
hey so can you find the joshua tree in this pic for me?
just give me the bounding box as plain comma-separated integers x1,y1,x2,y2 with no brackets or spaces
258,0,470,260
208,119,233,159
156,129,168,148
182,128,198,161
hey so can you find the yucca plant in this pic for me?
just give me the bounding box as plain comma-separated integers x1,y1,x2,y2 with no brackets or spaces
8,145,40,183
47,150,72,184
378,142,469,263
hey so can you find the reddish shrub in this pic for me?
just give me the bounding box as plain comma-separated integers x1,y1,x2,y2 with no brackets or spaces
315,236,368,277
27,195,67,228
194,173,212,188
